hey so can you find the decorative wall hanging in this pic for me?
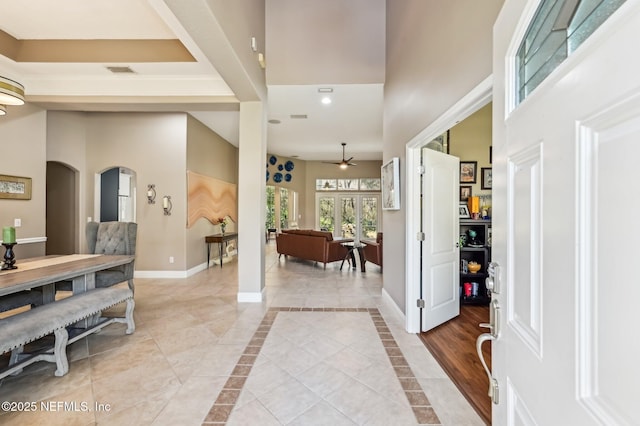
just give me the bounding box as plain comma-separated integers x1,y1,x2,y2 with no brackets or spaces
266,154,296,184
381,157,400,210
187,171,237,228
0,174,32,200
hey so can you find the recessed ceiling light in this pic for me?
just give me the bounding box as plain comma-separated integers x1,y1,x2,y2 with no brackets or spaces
321,97,332,105
268,119,281,124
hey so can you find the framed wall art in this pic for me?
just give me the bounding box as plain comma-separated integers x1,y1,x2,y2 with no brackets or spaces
460,185,472,202
481,167,492,189
381,157,400,210
0,174,32,200
460,161,477,184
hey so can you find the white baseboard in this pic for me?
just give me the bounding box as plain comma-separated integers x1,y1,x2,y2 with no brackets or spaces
134,270,189,279
382,288,407,326
237,289,264,303
134,261,223,279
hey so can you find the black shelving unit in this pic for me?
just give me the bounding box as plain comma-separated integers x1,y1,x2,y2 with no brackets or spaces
459,219,491,305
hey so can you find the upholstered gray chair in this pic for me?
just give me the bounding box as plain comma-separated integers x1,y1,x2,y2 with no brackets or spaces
57,221,137,293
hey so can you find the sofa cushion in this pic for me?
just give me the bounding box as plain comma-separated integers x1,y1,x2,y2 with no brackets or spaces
281,229,333,241
305,230,333,241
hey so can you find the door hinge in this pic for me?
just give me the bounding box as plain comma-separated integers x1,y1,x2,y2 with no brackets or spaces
417,165,425,175
416,299,425,309
416,232,425,241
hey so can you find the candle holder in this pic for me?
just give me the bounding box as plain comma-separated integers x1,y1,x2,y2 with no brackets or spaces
1,242,17,270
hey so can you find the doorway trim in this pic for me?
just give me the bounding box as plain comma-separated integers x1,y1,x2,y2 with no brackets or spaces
404,76,493,333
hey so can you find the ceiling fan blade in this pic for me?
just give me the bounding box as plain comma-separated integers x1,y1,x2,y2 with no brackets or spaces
322,161,341,165
347,162,357,166
345,156,354,163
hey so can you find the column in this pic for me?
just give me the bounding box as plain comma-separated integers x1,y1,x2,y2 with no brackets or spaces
237,101,266,302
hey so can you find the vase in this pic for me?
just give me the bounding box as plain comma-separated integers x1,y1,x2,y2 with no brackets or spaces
220,224,226,234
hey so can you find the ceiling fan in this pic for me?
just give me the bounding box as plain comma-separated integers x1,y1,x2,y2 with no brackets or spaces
323,142,357,169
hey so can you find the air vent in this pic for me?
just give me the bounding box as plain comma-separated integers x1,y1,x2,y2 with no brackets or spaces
290,114,308,119
106,66,135,74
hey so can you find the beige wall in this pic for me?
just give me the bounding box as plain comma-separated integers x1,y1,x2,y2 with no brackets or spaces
47,111,189,272
85,113,188,272
450,103,493,201
18,111,240,274
0,104,47,259
303,161,382,229
47,111,88,253
384,0,503,312
186,115,239,270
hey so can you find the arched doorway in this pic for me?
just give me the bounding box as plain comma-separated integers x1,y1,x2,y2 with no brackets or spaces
46,161,78,255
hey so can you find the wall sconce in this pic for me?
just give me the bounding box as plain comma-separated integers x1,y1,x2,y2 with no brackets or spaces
162,195,172,216
146,184,156,204
0,76,25,106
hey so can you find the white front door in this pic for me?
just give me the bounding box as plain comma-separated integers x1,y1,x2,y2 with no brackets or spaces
420,148,459,331
491,1,640,424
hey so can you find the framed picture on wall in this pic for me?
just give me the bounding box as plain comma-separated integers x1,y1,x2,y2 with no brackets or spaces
481,167,492,189
460,161,477,183
382,157,400,210
0,174,32,200
460,185,472,202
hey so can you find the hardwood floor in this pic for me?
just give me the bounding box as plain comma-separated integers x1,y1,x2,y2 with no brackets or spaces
418,305,491,425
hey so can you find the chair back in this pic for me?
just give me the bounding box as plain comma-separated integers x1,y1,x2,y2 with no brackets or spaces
87,222,137,255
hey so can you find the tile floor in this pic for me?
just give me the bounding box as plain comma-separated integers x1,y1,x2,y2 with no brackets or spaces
0,242,484,425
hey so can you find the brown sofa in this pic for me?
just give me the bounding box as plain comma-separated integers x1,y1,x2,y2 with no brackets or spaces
276,229,352,269
362,232,382,271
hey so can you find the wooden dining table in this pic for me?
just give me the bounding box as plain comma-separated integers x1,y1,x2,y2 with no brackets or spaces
0,254,136,303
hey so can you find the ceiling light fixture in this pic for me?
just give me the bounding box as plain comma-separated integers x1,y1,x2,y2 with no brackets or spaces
322,142,357,168
321,96,332,105
0,76,25,106
0,105,6,116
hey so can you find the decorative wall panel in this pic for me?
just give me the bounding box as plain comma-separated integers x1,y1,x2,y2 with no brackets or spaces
187,171,237,228
507,144,543,358
577,97,640,425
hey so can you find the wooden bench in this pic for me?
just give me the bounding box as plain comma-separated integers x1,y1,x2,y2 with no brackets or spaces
0,287,135,380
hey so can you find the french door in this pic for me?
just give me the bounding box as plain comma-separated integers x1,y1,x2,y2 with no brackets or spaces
316,193,380,240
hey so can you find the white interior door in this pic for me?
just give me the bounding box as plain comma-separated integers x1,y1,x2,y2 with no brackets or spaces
491,2,640,424
420,148,459,331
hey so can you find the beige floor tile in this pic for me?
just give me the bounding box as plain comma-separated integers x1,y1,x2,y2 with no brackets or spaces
254,375,321,424
288,400,357,426
0,243,486,425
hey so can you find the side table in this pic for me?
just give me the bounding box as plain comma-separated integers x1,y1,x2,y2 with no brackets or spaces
340,241,367,272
